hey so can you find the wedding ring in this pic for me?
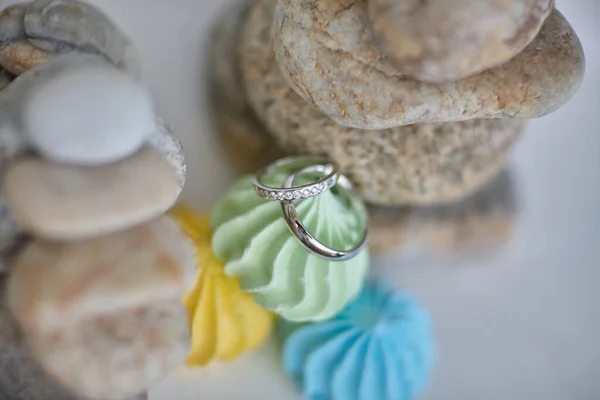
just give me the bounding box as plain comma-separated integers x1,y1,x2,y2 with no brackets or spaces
253,156,340,201
281,165,369,261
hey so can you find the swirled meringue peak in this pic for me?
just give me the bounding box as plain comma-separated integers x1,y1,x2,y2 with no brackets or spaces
170,204,274,366
210,168,369,322
279,281,434,400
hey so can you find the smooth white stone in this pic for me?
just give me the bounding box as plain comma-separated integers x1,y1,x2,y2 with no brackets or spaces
23,62,155,165
0,54,115,155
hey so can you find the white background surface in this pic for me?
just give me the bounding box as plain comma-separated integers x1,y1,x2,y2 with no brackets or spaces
6,0,599,399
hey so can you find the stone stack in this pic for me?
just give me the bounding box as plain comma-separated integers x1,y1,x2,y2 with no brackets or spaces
0,1,194,399
209,0,584,255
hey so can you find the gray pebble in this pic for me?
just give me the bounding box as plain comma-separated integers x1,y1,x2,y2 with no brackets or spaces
0,0,139,76
0,52,122,159
23,60,155,165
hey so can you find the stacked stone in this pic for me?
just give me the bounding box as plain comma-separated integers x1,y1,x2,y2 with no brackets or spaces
0,1,194,399
209,0,584,255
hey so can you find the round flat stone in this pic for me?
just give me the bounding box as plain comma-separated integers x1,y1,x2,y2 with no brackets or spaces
272,0,585,129
240,0,525,206
3,147,180,240
0,53,116,160
23,63,154,165
149,117,186,196
8,216,194,399
0,276,151,400
0,277,83,400
367,0,553,83
8,215,195,332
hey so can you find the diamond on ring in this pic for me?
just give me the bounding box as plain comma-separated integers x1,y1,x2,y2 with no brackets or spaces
252,156,341,202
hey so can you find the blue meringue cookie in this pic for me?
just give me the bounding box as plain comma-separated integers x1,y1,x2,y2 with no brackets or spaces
279,281,434,400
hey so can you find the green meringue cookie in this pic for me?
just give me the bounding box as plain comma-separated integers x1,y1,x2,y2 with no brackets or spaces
211,169,369,322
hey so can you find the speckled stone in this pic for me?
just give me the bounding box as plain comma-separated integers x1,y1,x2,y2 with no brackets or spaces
367,0,554,83
272,1,585,129
0,277,148,400
0,42,48,76
3,147,180,240
0,1,139,76
0,277,81,400
0,5,45,76
8,216,194,400
150,117,186,195
369,170,519,255
240,0,525,205
208,0,282,173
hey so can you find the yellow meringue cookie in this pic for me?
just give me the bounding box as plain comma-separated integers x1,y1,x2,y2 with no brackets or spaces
169,204,274,366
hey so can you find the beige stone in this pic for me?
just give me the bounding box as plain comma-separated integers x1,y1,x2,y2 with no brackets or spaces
0,277,149,399
272,1,584,129
8,216,194,399
0,42,49,76
208,0,282,173
0,277,78,400
369,170,518,255
240,0,525,205
26,301,187,400
8,215,196,330
367,0,554,83
3,147,180,240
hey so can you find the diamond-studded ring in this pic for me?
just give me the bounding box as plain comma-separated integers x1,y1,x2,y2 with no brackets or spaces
253,156,340,202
